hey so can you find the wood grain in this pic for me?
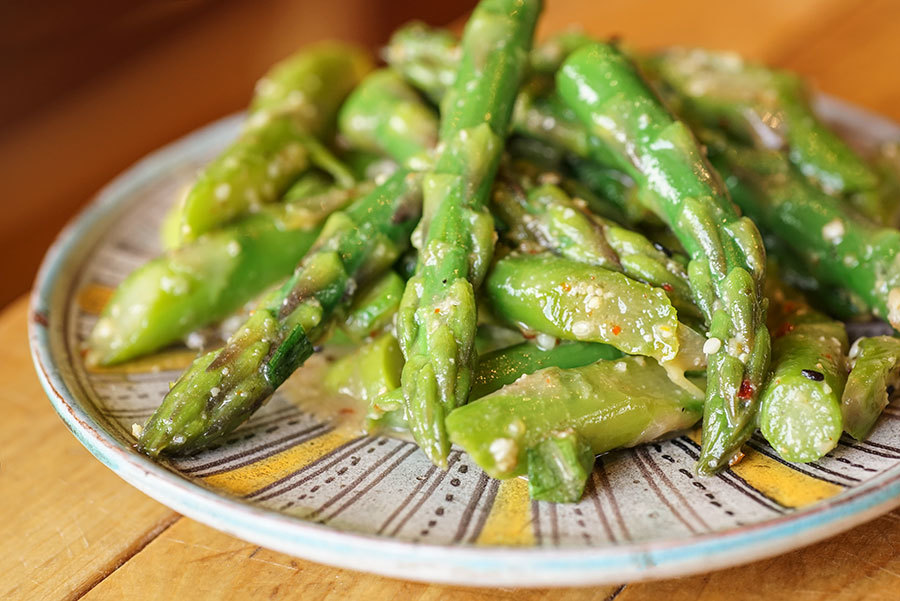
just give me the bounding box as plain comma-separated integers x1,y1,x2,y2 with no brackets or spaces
0,298,178,601
780,0,900,122
81,518,621,601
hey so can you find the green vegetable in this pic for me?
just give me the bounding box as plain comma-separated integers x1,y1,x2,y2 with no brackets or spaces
178,43,371,243
138,170,423,456
485,253,706,389
340,270,405,342
369,338,622,431
527,430,595,503
445,355,705,479
494,174,700,320
88,182,353,365
870,141,900,228
396,0,541,467
471,340,622,398
384,23,458,104
709,140,900,330
338,69,439,168
765,235,868,322
758,284,848,463
557,42,769,476
473,324,526,355
651,47,879,203
530,29,595,75
324,333,404,403
842,336,900,440
493,174,622,267
385,23,623,174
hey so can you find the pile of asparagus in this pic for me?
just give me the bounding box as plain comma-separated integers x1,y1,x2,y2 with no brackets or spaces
88,0,900,503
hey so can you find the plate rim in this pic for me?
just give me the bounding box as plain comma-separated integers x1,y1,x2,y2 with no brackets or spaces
28,98,900,588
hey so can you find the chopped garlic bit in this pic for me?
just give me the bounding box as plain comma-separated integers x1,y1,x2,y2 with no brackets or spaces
703,337,722,355
214,183,231,201
131,423,143,438
848,338,862,367
572,321,592,338
822,218,845,243
889,288,900,327
489,438,519,472
535,332,557,351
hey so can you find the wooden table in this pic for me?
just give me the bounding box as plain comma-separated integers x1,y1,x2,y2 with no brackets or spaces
4,1,900,599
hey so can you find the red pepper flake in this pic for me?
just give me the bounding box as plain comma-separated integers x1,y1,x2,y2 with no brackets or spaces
661,283,674,293
612,325,622,335
559,282,571,292
738,379,754,400
339,407,355,415
434,308,441,314
774,322,794,338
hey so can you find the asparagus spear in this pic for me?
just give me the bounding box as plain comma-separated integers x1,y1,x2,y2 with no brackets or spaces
527,430,595,503
485,253,707,390
708,140,900,329
395,0,541,467
765,235,868,322
339,270,405,342
385,23,621,170
88,177,352,365
493,173,701,320
759,280,848,463
557,43,770,475
338,69,439,169
138,48,444,455
445,355,705,479
368,338,623,431
870,141,900,228
178,43,371,243
649,47,879,205
842,336,900,440
383,23,459,104
470,339,621,398
138,170,423,455
324,333,404,404
493,176,620,269
530,29,595,75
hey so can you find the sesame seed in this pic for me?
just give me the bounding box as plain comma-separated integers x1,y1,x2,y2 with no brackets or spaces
214,183,231,201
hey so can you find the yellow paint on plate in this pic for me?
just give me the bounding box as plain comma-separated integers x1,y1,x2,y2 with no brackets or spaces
76,284,113,315
475,477,535,546
203,429,354,496
688,429,844,508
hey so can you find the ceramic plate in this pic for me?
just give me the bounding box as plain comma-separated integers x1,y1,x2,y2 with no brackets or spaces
29,97,900,587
